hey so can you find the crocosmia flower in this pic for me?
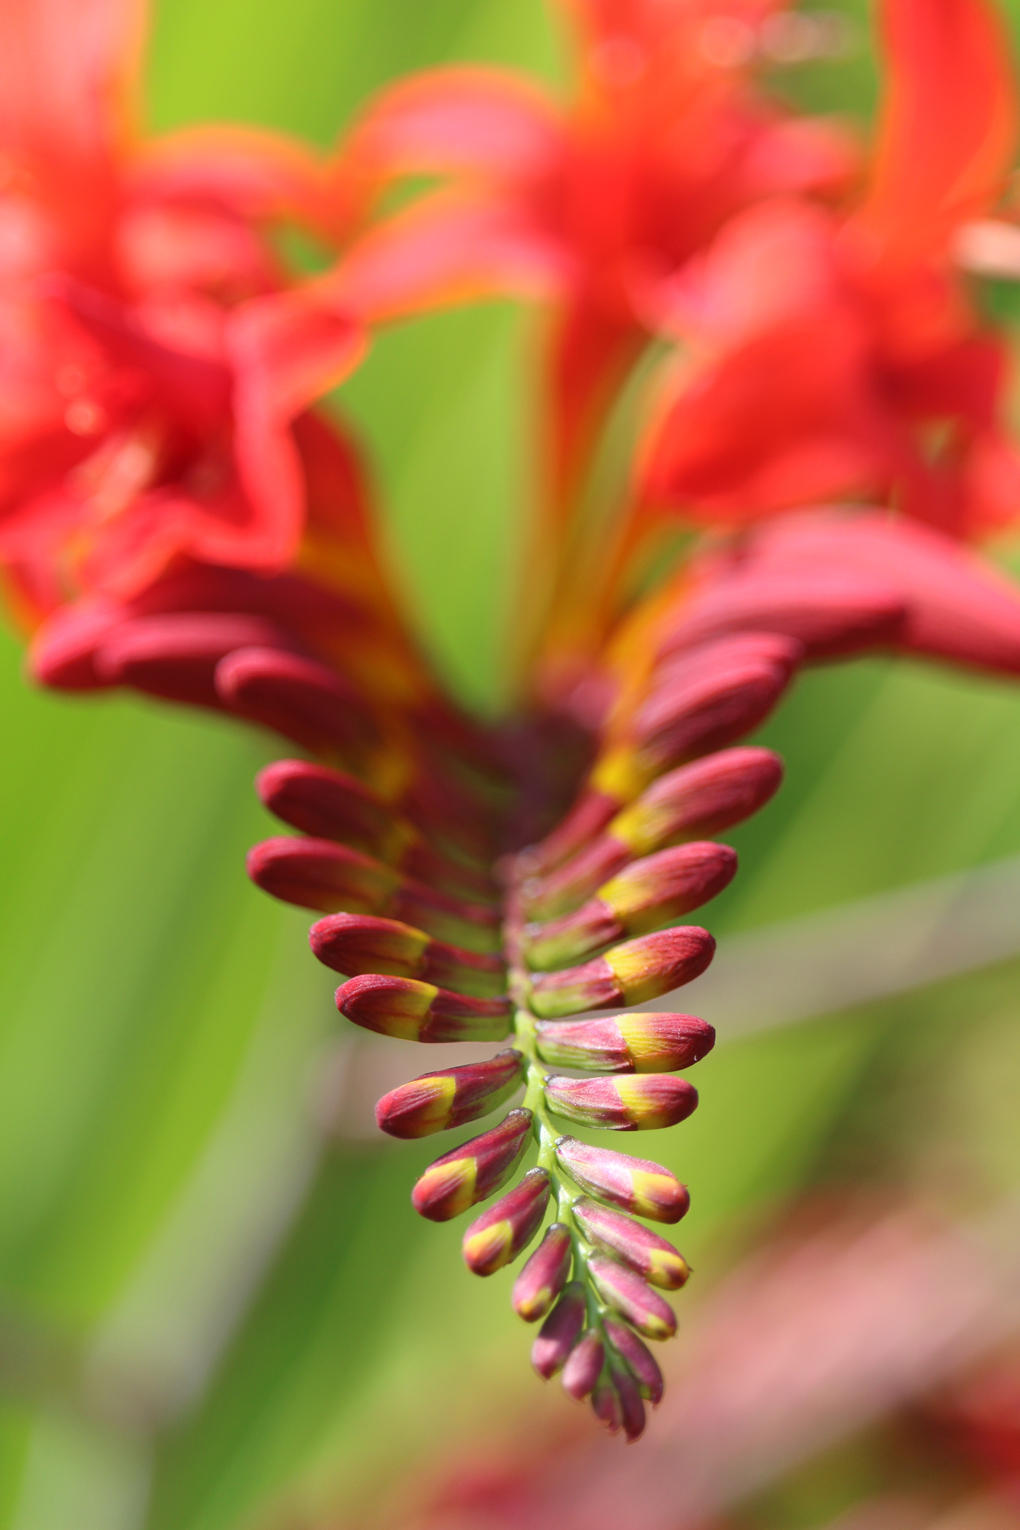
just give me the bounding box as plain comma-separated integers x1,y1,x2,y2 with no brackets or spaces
5,0,1020,1447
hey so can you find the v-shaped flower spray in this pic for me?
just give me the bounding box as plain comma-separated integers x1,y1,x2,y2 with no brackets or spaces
4,0,1020,1442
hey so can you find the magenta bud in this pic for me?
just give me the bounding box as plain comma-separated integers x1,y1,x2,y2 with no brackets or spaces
590,1370,624,1432
512,1224,573,1321
554,1137,689,1223
462,1168,551,1275
588,1255,677,1340
411,1109,532,1222
95,613,293,707
531,1283,586,1378
311,913,506,998
573,1199,690,1288
606,1354,647,1440
544,1074,698,1131
375,1050,524,1138
529,926,715,1018
604,1317,664,1405
335,973,510,1041
535,1012,715,1074
561,1331,604,1401
216,646,377,755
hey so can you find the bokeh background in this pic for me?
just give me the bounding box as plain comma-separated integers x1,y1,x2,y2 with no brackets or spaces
3,2,1020,1526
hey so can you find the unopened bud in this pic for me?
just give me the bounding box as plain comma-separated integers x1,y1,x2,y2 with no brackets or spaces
95,613,292,707
554,1137,689,1223
376,1050,524,1138
336,974,510,1041
216,646,377,755
544,1074,698,1131
561,1330,604,1401
529,927,714,1018
513,1224,573,1321
590,1370,624,1432
462,1167,551,1275
603,1317,664,1404
535,1012,715,1073
312,913,506,998
412,1109,533,1222
610,746,784,859
573,1199,690,1288
532,1282,586,1378
606,1353,647,1440
588,1254,677,1340
256,759,411,858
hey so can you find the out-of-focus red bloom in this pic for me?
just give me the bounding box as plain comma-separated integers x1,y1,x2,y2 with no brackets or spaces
638,0,1020,541
0,0,366,623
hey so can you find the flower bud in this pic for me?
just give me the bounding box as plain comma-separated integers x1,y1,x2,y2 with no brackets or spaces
544,1074,698,1131
603,1317,664,1404
412,1109,533,1222
651,631,803,687
610,747,785,859
606,1354,647,1440
587,1254,677,1340
312,914,506,998
256,759,412,859
512,1224,573,1321
519,789,621,878
376,1050,524,1138
462,1168,551,1275
590,1370,624,1432
94,612,292,707
573,1199,690,1289
528,927,714,1018
336,974,511,1042
535,1012,715,1073
561,1331,604,1401
554,1137,689,1223
216,646,377,755
523,842,736,969
531,1283,586,1378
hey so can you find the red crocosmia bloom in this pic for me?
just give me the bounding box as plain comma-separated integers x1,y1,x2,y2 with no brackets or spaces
637,0,1020,543
0,0,365,625
322,0,859,522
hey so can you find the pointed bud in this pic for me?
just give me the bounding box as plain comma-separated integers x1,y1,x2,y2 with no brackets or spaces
610,747,785,859
95,613,293,707
411,1109,533,1221
531,1283,586,1378
554,1137,689,1223
256,759,409,857
573,1199,690,1289
535,1012,715,1074
462,1168,551,1275
523,843,736,969
216,646,377,754
528,927,714,1018
312,914,506,998
561,1331,604,1401
335,974,510,1042
375,1050,524,1138
604,1317,664,1405
588,1254,677,1340
522,835,632,921
544,1074,698,1131
590,1370,624,1432
606,1354,647,1440
518,789,621,878
512,1224,573,1321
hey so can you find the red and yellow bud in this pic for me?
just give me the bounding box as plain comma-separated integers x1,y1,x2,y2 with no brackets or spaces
604,1317,664,1405
512,1224,573,1321
605,1353,647,1440
335,974,510,1042
523,842,736,969
411,1109,533,1222
587,1254,677,1340
561,1330,604,1401
376,1049,524,1138
311,913,506,998
216,646,377,756
528,927,715,1018
535,1012,715,1074
462,1167,551,1275
544,1074,698,1131
531,1283,586,1379
573,1198,690,1289
554,1137,689,1223
610,747,784,859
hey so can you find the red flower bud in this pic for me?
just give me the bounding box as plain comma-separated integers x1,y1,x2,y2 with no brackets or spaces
610,747,785,859
544,1074,698,1131
256,759,407,857
512,1224,573,1321
216,646,377,755
588,1254,677,1340
573,1199,690,1288
554,1137,689,1223
561,1330,604,1401
335,974,510,1042
462,1167,551,1275
375,1049,524,1138
535,1012,715,1073
531,1283,586,1379
312,914,506,998
590,1369,624,1432
528,926,714,1018
96,612,293,707
606,1354,647,1440
603,1317,664,1405
523,842,736,969
411,1109,533,1221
